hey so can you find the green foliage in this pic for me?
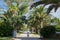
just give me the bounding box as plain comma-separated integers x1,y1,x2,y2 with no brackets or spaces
2,2,28,31
40,25,56,38
0,20,14,37
0,37,11,40
56,25,60,32
28,6,49,28
0,2,28,36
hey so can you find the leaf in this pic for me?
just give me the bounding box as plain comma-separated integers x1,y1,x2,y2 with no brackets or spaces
30,1,45,9
46,4,55,14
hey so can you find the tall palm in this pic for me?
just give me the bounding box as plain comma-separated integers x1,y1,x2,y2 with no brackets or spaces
4,1,29,30
28,6,51,34
35,6,48,28
30,0,60,13
28,13,41,33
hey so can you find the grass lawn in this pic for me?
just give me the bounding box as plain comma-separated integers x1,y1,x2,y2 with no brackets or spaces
0,37,12,40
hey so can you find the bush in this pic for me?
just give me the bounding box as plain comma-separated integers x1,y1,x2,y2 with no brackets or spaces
0,21,14,37
40,25,56,38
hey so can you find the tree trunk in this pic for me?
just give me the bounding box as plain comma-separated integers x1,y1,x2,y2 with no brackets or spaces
41,20,43,28
40,19,44,38
38,29,40,34
35,27,38,34
32,27,34,33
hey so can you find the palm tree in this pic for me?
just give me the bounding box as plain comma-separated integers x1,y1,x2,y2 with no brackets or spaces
28,6,51,34
28,15,41,33
30,0,60,13
35,6,48,28
2,1,29,37
4,0,29,29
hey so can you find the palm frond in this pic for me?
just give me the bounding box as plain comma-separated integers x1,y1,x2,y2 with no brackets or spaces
30,1,45,9
46,4,55,14
55,4,59,12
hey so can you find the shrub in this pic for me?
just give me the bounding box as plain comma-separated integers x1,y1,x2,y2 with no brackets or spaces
40,25,56,38
0,21,14,37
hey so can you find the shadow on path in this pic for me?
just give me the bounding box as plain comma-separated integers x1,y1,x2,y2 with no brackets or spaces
15,37,60,40
15,37,40,40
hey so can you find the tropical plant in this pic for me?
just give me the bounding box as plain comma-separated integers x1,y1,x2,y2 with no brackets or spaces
35,6,49,28
28,6,51,34
3,1,29,31
0,15,14,37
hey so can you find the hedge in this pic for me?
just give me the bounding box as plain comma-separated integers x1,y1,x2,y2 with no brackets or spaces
40,25,56,38
0,21,14,37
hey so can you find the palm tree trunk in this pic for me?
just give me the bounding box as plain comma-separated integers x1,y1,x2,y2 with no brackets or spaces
40,19,43,28
35,27,38,34
38,29,40,34
40,19,44,38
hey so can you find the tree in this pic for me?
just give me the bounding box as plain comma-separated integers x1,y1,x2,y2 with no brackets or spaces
35,6,48,28
4,1,29,31
30,0,60,13
28,6,51,34
0,1,29,37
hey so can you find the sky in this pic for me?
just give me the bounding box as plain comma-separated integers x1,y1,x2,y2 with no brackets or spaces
0,0,60,19
34,0,40,2
0,0,8,11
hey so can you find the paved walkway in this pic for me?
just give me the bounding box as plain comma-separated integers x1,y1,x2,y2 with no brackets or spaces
16,33,40,37
14,37,40,40
13,30,40,40
14,33,40,40
12,31,60,40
